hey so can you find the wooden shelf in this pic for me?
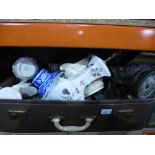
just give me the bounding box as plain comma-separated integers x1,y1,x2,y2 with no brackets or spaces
0,23,155,51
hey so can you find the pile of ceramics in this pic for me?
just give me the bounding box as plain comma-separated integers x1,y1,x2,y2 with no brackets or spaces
0,55,111,101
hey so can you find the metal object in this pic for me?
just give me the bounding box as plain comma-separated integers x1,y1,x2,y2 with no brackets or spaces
132,71,155,99
8,110,26,120
0,23,155,51
117,109,134,119
52,117,94,132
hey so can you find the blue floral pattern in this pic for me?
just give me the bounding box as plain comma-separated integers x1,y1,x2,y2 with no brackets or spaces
32,69,50,87
37,70,61,95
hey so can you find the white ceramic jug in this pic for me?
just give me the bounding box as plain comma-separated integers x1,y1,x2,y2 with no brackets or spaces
43,55,111,101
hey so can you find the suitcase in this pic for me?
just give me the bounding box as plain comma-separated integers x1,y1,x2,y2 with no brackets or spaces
0,23,155,133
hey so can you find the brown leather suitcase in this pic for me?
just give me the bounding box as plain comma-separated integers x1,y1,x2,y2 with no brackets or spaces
0,23,155,133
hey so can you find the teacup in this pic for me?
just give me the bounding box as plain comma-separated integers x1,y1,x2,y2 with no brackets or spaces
12,57,39,81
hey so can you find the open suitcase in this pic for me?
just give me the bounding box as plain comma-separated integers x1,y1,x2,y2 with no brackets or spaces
0,22,155,134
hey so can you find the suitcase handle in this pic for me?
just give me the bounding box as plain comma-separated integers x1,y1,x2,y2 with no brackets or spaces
51,117,94,132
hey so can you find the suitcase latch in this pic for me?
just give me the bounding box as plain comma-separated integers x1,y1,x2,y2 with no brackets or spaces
117,109,134,118
8,110,27,120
